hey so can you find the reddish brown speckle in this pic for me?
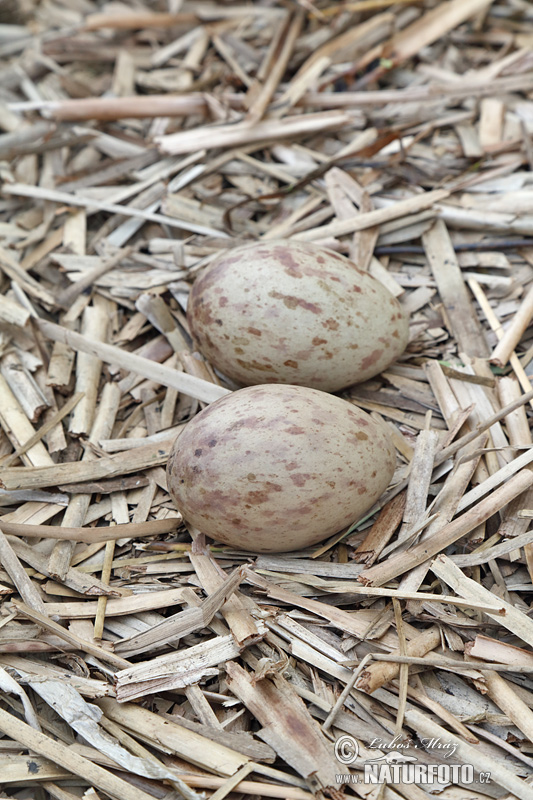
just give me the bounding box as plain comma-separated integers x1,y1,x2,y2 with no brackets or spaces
284,359,298,368
248,327,262,336
312,337,328,346
247,491,269,505
290,473,310,487
236,359,274,372
286,425,305,435
322,318,339,330
269,290,322,314
273,246,304,277
356,432,368,440
360,349,384,371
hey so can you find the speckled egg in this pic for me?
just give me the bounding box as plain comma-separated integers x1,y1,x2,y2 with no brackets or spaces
166,384,395,553
187,240,409,392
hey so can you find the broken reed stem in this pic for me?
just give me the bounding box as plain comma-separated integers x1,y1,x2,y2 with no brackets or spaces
178,775,313,800
2,183,228,238
436,386,533,463
155,111,352,155
392,596,409,735
432,555,533,649
356,626,441,694
0,518,180,542
246,10,304,122
68,304,108,437
483,670,533,742
293,188,450,241
404,708,533,800
84,11,198,29
34,319,229,404
2,392,84,467
0,527,46,613
0,707,157,800
364,654,533,671
469,277,533,403
39,94,210,121
11,601,131,669
322,654,371,731
360,469,533,586
93,539,116,640
490,283,533,366
56,246,134,308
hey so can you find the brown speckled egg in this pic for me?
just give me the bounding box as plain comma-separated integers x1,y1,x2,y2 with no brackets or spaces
166,384,395,553
187,240,409,392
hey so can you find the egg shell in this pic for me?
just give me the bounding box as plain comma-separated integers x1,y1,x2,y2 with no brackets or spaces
166,384,395,553
187,240,409,392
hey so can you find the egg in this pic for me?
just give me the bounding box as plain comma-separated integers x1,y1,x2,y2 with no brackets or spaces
187,240,409,392
166,384,395,553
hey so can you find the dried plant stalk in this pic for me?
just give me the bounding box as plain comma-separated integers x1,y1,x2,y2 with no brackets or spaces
356,626,441,694
36,319,229,404
360,469,533,586
432,555,533,648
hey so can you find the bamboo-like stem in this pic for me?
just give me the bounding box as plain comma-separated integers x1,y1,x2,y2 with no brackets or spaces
156,111,352,156
293,189,449,241
177,773,314,800
483,670,533,742
56,246,134,308
0,527,46,613
68,304,108,437
360,469,533,586
2,183,228,239
0,708,155,800
356,626,441,694
490,283,533,366
0,294,30,327
93,539,115,640
0,517,179,542
469,277,533,404
246,11,304,122
42,94,208,121
0,373,53,468
432,555,533,649
34,318,229,404
405,707,533,798
11,601,131,669
2,392,84,468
